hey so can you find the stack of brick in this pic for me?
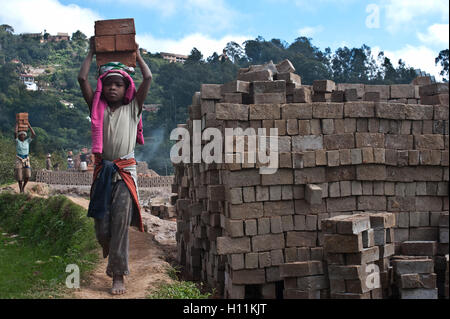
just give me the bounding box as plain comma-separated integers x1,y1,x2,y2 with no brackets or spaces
322,214,385,299
368,212,396,297
279,260,328,299
16,113,29,132
419,83,449,106
150,204,176,220
446,254,449,299
392,255,438,299
94,18,137,67
436,212,449,297
173,60,449,299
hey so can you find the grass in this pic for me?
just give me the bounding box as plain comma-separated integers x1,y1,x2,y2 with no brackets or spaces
147,265,215,299
0,192,99,298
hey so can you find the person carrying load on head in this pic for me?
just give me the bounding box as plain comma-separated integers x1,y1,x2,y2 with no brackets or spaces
14,121,36,193
78,36,152,296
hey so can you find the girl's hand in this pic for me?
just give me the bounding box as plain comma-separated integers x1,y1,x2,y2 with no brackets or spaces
89,36,96,54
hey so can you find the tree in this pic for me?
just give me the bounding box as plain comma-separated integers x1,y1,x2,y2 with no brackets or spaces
185,48,203,64
435,49,449,82
0,24,14,34
71,30,87,43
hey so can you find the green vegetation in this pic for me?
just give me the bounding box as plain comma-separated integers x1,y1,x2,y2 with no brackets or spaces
1,24,448,175
0,193,99,298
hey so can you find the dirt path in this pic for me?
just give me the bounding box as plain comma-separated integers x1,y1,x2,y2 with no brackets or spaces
3,182,176,299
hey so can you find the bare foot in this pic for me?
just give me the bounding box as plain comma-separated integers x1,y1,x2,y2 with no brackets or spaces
111,275,126,295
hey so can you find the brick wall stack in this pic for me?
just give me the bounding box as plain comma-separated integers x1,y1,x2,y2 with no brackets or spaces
35,169,174,188
172,61,449,299
419,83,449,106
151,204,176,220
392,255,438,299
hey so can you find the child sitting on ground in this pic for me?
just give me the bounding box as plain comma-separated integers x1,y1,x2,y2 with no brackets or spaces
78,37,152,295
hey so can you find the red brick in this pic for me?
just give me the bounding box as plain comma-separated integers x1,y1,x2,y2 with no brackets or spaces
115,34,136,51
95,35,115,52
96,51,136,67
95,18,136,36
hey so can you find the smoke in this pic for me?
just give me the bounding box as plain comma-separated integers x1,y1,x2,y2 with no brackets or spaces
135,127,168,173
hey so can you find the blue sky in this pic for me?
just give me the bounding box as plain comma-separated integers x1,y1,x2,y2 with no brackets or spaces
0,0,448,78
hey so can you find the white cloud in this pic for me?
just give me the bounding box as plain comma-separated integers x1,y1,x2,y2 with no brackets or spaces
136,33,251,58
372,44,444,80
382,0,449,32
0,0,102,36
298,26,324,37
417,24,449,48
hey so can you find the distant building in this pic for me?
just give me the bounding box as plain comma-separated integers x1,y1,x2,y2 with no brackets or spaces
21,32,44,43
60,100,74,109
160,52,188,64
20,74,38,91
47,32,70,42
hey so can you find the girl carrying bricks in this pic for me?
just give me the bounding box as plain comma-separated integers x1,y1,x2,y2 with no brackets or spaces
78,37,152,295
14,122,36,193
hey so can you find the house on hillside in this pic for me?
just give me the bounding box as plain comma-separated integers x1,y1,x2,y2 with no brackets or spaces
47,32,70,42
160,52,188,64
20,74,38,91
21,32,44,43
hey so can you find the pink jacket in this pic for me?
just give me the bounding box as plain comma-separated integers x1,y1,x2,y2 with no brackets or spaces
91,70,144,154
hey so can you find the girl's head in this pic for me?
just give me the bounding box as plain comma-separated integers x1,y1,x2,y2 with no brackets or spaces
18,131,27,141
102,72,130,105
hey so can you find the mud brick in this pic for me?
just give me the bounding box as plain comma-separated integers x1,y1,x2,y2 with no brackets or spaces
368,212,396,229
350,149,362,165
400,288,438,299
408,150,420,165
345,278,373,294
276,59,296,73
441,228,449,244
405,104,434,120
276,72,302,85
270,216,283,234
295,167,326,185
434,105,449,120
440,213,449,227
362,181,373,195
326,166,356,182
95,35,115,52
392,257,434,275
115,34,136,51
281,103,313,119
328,264,367,281
410,227,439,241
401,241,437,256
344,89,358,101
297,275,329,290
416,197,442,211
252,233,285,252
220,93,242,104
335,214,371,235
391,84,415,99
96,51,137,67
286,231,317,247
414,134,445,150
364,91,381,102
313,80,336,93
252,80,286,94
346,246,380,265
283,277,298,289
269,250,284,266
220,80,250,95
95,18,135,36
327,151,340,167
365,85,390,100
258,252,272,268
331,90,345,102
322,119,335,134
312,102,343,118
257,217,271,235
380,243,396,258
231,268,266,285
294,215,307,231
224,169,260,188
373,182,384,195
286,119,299,135
356,118,368,132
264,200,295,217
323,133,355,150
385,134,414,149
398,150,409,166
357,196,387,211
314,150,327,166
225,219,244,237
280,261,323,278
313,92,332,102
229,203,264,220
340,181,351,197
419,83,449,96
253,93,286,105
230,254,245,270
326,197,357,213
237,69,273,82
384,182,395,196
306,215,318,231
356,133,385,148
261,169,293,185
250,103,282,119
284,289,320,299
329,182,340,198
298,120,312,135
362,229,375,248
398,273,437,289
208,185,225,201
265,266,282,282
305,184,323,205
216,236,251,255
357,165,386,181
324,233,363,253
281,215,294,232
387,197,414,212
228,188,243,205
337,149,351,166
273,120,286,135
375,102,406,119
350,181,362,196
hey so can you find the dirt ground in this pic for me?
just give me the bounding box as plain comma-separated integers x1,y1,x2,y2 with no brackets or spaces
2,181,177,299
